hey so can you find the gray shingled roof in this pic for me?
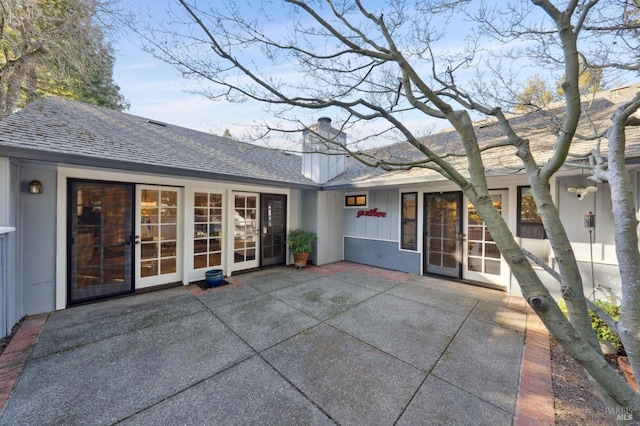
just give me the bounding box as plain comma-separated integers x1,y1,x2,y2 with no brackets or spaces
326,88,640,187
0,96,317,188
1,89,639,190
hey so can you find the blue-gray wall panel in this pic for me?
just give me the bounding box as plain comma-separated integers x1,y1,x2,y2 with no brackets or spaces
21,166,56,314
344,237,420,275
344,189,399,241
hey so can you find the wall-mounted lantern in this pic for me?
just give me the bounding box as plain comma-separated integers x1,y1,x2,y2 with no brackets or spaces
584,211,596,231
28,180,43,194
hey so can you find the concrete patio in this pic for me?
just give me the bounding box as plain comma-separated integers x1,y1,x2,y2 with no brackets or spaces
0,262,553,425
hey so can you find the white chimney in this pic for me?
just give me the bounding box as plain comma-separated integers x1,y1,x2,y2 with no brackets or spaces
302,117,346,184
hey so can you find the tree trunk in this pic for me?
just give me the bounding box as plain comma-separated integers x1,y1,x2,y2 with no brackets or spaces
606,94,640,383
471,193,640,411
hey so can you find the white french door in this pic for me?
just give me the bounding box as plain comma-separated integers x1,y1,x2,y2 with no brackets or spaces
135,186,182,288
230,192,259,272
463,190,510,286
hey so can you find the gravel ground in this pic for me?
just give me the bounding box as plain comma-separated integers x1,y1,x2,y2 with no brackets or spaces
551,338,623,425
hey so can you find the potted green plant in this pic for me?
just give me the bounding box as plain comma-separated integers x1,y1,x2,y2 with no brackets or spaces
287,228,317,268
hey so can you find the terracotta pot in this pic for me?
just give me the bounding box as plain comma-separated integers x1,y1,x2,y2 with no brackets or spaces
618,356,639,392
293,252,309,268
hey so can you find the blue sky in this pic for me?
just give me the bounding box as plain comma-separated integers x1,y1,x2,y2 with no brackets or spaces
112,1,281,141
111,0,459,147
113,24,251,138
111,1,636,150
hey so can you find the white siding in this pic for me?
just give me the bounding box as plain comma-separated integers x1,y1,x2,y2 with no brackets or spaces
316,191,344,264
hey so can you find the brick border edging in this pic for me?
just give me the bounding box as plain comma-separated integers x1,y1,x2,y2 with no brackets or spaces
0,314,49,416
515,308,555,425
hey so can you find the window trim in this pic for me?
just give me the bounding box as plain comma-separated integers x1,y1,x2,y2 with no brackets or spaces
345,192,368,208
401,192,418,251
517,186,547,239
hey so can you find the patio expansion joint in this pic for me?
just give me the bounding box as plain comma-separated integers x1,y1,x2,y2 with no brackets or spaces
193,296,340,424
390,298,487,424
193,275,423,424
29,306,208,361
255,351,339,424
113,351,259,424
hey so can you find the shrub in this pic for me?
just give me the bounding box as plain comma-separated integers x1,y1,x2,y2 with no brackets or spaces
286,229,317,255
557,298,622,349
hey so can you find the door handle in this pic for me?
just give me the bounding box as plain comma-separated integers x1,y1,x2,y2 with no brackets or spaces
133,235,141,245
457,233,466,242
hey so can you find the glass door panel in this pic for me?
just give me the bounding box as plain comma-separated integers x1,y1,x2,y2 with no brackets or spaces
464,190,509,286
261,194,287,266
424,192,462,278
232,193,259,271
68,181,134,304
136,186,181,288
193,192,223,270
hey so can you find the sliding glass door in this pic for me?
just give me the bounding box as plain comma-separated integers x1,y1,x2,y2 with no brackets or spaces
68,181,134,304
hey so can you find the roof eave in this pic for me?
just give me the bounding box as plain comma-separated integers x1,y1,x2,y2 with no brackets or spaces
2,146,320,190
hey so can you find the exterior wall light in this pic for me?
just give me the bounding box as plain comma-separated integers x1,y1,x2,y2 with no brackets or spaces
28,180,43,194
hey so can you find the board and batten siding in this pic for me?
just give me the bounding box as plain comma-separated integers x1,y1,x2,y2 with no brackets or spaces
342,189,421,274
343,189,399,241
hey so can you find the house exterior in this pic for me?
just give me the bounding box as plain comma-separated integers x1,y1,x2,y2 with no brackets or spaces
1,85,639,338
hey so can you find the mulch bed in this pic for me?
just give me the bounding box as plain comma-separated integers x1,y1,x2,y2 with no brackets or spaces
551,338,624,425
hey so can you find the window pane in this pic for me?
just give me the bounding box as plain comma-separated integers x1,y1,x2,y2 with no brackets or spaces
161,242,176,258
141,260,157,277
194,255,207,269
468,256,482,272
194,192,208,207
442,254,456,268
485,259,501,275
194,208,207,223
162,207,177,223
194,239,208,254
162,191,178,207
161,225,177,240
193,192,224,271
345,195,367,206
141,190,158,207
429,224,442,238
401,193,417,250
518,187,545,239
485,243,500,259
428,252,441,266
141,242,157,260
161,258,176,274
209,194,222,207
209,252,221,266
